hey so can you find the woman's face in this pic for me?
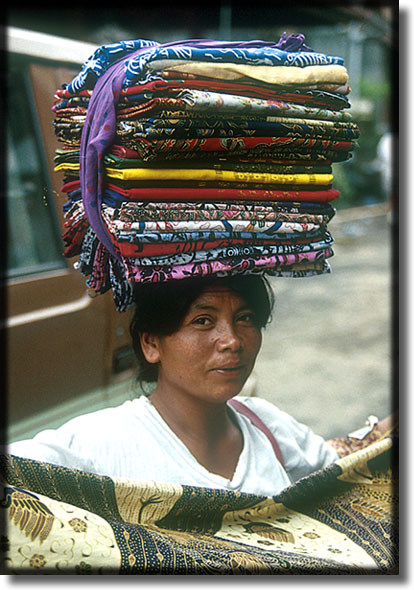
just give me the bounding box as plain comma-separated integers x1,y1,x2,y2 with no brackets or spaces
140,286,263,405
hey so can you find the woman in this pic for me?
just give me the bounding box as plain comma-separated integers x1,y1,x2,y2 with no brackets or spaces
6,33,387,498
8,274,339,496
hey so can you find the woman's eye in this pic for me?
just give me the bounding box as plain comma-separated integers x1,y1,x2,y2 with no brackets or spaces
237,312,256,324
192,316,212,326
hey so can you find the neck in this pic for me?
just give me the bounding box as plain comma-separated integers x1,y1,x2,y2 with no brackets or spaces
149,386,233,446
148,385,243,479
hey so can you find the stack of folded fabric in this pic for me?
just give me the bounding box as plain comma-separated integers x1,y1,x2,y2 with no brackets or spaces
52,34,359,311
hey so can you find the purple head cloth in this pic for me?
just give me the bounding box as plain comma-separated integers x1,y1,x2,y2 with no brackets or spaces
79,35,314,258
276,32,313,52
79,55,130,259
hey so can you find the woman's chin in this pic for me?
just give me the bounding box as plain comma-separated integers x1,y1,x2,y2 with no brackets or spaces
207,380,248,402
210,367,250,388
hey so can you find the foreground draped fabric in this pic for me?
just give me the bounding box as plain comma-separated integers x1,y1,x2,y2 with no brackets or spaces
0,434,398,575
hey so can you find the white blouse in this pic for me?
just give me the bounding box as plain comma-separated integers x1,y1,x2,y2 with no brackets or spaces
8,395,338,497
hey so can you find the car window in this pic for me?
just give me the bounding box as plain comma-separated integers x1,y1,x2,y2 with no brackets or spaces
5,54,65,278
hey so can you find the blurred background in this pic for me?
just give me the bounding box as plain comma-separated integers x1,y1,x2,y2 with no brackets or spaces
4,2,397,441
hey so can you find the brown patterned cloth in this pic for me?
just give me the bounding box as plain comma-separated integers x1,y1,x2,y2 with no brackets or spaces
0,430,397,575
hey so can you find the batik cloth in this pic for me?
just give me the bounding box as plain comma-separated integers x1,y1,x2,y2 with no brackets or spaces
0,428,397,574
114,88,352,120
116,200,335,223
117,240,333,262
110,216,323,235
121,248,333,283
117,79,351,110
53,117,358,145
65,35,344,94
104,154,334,175
146,61,348,86
56,149,333,173
105,167,334,186
114,117,358,141
50,33,359,310
56,79,351,110
115,137,356,163
62,198,335,263
125,240,333,267
62,181,341,203
72,36,350,258
56,161,336,183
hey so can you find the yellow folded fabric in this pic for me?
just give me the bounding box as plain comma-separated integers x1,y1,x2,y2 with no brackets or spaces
54,162,79,172
105,167,334,185
147,60,349,85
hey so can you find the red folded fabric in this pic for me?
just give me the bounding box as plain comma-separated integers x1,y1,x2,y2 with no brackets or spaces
128,136,354,162
60,181,339,203
117,235,320,258
61,180,81,193
106,185,340,203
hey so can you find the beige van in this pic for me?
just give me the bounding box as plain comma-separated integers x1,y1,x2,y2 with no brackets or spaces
4,28,138,441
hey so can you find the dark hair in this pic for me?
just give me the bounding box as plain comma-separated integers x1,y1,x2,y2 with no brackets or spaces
130,275,274,386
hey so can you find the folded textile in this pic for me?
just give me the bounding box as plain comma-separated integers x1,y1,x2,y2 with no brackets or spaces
117,236,334,260
126,238,333,266
146,61,349,86
115,230,327,246
53,116,358,144
115,136,356,162
122,248,333,283
117,148,351,164
117,79,351,109
56,159,335,176
55,150,332,172
116,201,335,223
56,80,351,110
111,218,323,235
51,32,359,310
104,167,334,186
115,87,353,120
61,182,341,203
114,118,358,141
105,155,334,175
66,37,345,95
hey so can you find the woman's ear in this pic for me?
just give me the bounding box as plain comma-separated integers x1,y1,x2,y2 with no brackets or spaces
139,332,161,364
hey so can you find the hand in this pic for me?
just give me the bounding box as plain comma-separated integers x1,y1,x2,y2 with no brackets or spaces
376,413,398,437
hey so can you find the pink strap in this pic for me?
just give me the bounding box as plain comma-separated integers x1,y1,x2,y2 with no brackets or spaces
228,399,285,468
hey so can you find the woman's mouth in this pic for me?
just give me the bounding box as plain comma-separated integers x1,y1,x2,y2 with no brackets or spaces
212,365,245,375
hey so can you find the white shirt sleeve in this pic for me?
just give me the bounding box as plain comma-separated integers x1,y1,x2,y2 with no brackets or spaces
8,435,95,472
8,414,101,473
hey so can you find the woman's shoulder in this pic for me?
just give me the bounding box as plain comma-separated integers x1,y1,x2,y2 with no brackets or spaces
234,395,288,422
233,395,313,438
7,397,151,471
11,396,148,450
56,396,150,437
233,396,338,476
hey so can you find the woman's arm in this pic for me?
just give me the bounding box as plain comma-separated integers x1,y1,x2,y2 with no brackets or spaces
376,413,398,437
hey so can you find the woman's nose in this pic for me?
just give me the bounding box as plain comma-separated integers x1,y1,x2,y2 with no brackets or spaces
216,322,242,352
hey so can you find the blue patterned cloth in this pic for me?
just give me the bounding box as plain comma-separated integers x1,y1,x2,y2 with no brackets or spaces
66,38,159,95
66,35,344,95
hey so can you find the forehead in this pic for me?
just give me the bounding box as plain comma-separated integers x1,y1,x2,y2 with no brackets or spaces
189,286,249,309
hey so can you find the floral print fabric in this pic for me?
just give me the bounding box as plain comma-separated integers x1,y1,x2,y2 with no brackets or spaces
1,430,397,574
